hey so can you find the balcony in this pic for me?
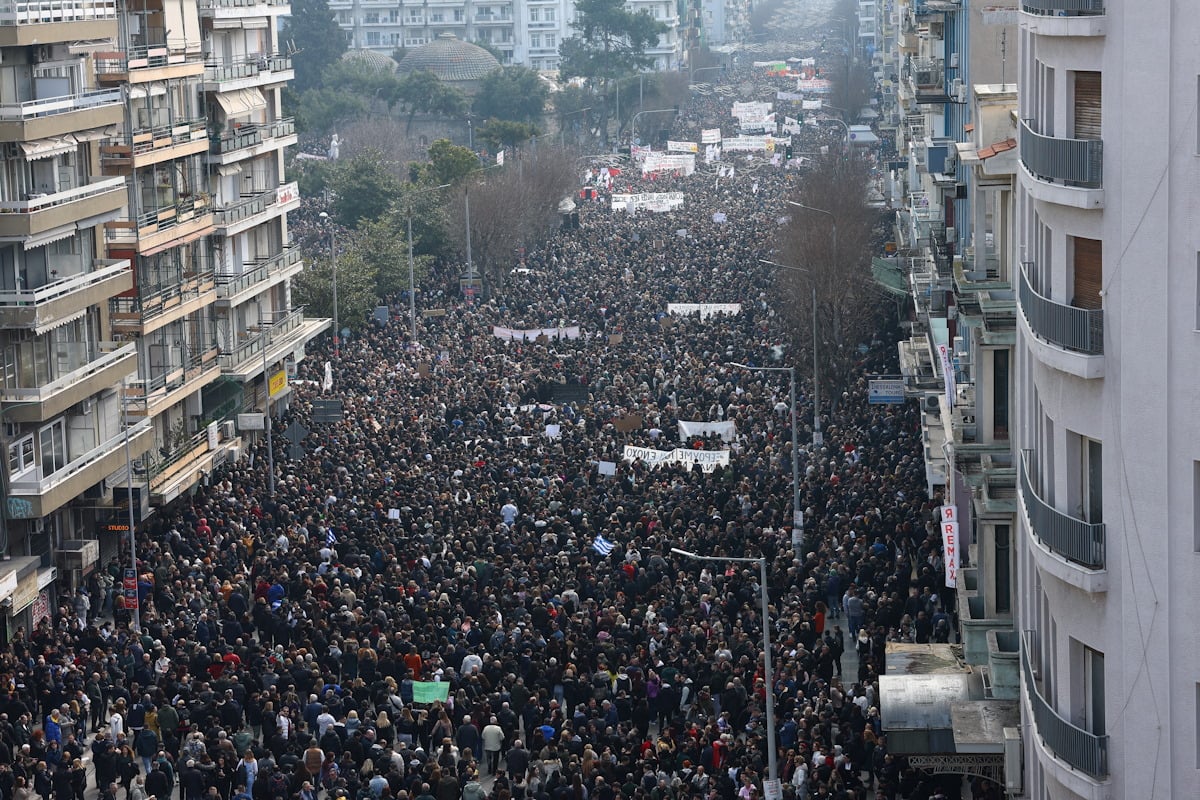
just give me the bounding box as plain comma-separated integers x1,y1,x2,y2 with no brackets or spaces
0,0,118,46
1022,632,1109,781
125,347,222,418
215,245,303,306
100,119,208,169
0,258,131,333
220,306,330,380
6,417,153,521
473,12,511,23
202,54,294,92
212,181,299,237
1019,119,1103,208
1019,451,1108,591
144,426,238,506
109,269,216,336
0,87,123,141
0,175,126,239
0,342,136,423
105,195,214,256
1021,0,1106,37
197,0,289,18
95,45,206,84
208,118,296,164
1017,261,1104,378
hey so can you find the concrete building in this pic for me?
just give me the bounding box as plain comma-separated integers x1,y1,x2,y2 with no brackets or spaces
0,0,146,631
327,0,682,72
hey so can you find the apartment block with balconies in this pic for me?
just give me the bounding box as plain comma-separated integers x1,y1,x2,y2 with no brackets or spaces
0,0,149,622
199,0,328,449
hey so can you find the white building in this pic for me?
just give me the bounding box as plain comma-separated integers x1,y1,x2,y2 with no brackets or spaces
327,0,681,72
1013,2,1195,799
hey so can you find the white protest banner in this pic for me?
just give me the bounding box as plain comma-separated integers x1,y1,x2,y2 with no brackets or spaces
739,113,776,133
941,519,960,588
598,460,617,476
667,140,699,153
678,420,737,442
493,326,582,341
701,128,723,144
782,117,803,135
797,78,834,93
776,91,804,101
667,303,742,319
622,445,731,471
610,192,686,213
732,101,773,118
722,136,775,153
802,99,823,110
641,152,696,175
545,424,561,439
937,343,955,409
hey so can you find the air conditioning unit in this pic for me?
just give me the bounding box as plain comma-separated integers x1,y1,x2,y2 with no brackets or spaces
1003,728,1023,793
924,395,941,412
945,227,958,244
75,398,94,416
948,52,959,68
951,79,967,103
220,420,236,440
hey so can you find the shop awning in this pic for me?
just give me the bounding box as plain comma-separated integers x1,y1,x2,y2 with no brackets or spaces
20,136,77,160
213,87,267,119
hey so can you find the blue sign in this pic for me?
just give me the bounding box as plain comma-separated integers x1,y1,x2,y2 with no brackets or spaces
868,379,906,405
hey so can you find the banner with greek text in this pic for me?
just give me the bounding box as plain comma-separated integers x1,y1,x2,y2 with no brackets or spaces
666,303,742,319
678,420,737,442
667,140,699,153
722,136,775,152
610,192,685,213
701,128,723,144
641,152,696,175
622,445,731,473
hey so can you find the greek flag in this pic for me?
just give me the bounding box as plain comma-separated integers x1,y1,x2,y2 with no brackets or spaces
326,527,337,545
592,535,616,556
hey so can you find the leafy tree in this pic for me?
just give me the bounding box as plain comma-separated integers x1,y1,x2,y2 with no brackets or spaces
281,0,346,94
328,149,403,227
390,70,470,136
423,139,479,186
394,181,452,258
293,238,379,330
474,67,549,124
293,87,368,135
477,119,537,149
558,0,667,143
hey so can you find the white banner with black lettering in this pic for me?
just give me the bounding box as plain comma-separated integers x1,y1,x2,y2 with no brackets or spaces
666,303,742,319
493,326,582,341
610,192,685,213
701,128,723,144
641,152,696,175
723,136,776,152
678,420,737,442
622,445,731,473
667,140,699,153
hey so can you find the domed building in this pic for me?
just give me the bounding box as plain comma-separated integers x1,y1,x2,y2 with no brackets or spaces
396,33,500,94
340,48,399,75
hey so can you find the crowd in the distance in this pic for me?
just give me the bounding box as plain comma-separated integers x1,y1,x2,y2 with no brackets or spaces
0,55,990,800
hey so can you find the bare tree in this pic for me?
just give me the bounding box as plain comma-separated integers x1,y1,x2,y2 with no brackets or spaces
775,156,888,410
448,149,577,293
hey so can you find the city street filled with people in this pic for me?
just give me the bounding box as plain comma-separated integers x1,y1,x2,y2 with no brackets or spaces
0,59,957,800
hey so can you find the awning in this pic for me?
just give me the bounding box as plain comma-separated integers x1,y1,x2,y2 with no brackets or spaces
21,224,76,250
215,163,243,177
872,257,909,297
213,88,267,119
20,136,77,160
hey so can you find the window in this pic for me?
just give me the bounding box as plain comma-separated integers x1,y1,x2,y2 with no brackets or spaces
366,31,381,46
529,33,541,48
454,9,464,21
8,434,35,480
1070,643,1105,736
993,348,1009,440
1072,236,1102,310
544,8,555,21
528,7,539,21
545,34,555,48
38,418,66,478
994,524,1011,613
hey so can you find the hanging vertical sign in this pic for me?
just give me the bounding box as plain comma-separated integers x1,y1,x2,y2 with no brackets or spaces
937,343,955,410
940,505,959,588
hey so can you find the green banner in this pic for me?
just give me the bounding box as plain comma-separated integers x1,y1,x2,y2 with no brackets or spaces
412,681,450,704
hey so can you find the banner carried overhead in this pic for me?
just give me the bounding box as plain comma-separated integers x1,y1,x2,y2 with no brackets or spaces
493,326,582,341
701,128,722,144
622,445,731,472
641,152,696,175
667,140,699,153
723,136,775,152
611,192,685,213
667,303,742,319
678,420,737,442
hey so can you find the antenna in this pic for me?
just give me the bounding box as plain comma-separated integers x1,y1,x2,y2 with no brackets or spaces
1000,30,1007,84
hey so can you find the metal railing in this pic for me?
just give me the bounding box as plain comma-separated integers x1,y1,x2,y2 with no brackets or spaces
204,53,292,83
103,119,206,159
9,417,151,495
125,349,219,413
1021,631,1108,778
215,245,301,299
1020,119,1103,188
910,57,944,88
1,342,135,401
0,87,121,120
1022,0,1105,15
133,193,210,231
1017,261,1103,355
0,0,117,24
0,258,129,306
0,175,125,214
212,188,275,228
1019,450,1105,569
219,307,304,369
197,0,288,8
209,117,295,154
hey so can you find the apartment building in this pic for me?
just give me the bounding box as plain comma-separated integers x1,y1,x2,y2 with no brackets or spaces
329,0,682,72
0,0,146,631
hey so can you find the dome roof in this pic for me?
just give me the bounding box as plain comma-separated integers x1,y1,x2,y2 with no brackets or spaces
396,33,500,83
341,48,399,74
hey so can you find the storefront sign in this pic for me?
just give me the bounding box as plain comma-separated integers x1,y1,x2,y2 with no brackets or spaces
31,591,50,627
12,573,39,614
268,369,288,397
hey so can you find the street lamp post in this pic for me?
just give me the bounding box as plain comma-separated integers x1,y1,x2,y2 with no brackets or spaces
671,548,777,784
260,310,275,499
405,183,451,343
729,361,803,535
757,260,820,452
690,64,723,84
630,107,676,145
785,201,839,447
119,378,141,631
318,212,339,359
560,107,592,148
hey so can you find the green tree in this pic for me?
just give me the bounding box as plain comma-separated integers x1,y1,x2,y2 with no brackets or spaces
293,241,379,330
328,149,403,227
474,66,549,124
477,119,537,149
424,139,479,186
281,0,346,94
294,87,369,135
390,70,470,136
558,0,666,143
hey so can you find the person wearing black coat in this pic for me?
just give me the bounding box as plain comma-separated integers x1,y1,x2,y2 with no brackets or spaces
145,765,171,800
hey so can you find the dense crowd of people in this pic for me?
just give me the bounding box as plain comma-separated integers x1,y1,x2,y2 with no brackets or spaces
0,53,981,800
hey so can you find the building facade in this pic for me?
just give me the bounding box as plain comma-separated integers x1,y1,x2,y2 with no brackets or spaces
328,0,682,72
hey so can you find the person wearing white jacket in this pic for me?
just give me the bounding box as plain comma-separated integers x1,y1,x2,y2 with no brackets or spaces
482,716,505,775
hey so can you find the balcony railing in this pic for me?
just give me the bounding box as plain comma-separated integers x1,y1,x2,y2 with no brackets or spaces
1020,119,1103,188
1022,0,1104,15
0,175,125,215
0,87,122,120
0,342,135,402
1022,631,1108,778
0,257,129,307
1018,261,1103,355
911,58,944,88
9,417,152,496
1019,450,1105,569
102,119,207,161
197,0,288,8
219,306,304,369
133,193,209,232
0,0,117,25
204,53,292,83
125,347,219,413
216,245,302,299
213,189,273,228
210,117,295,154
